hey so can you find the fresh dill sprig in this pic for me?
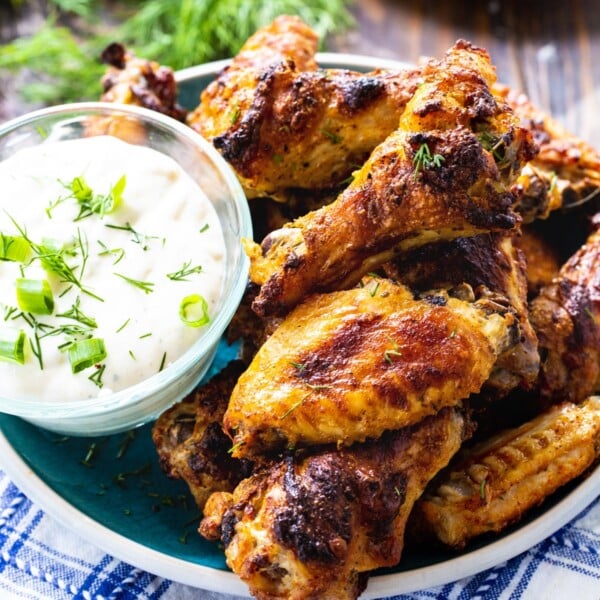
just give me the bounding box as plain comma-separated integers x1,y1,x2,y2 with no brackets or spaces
114,272,155,294
0,0,355,106
167,260,203,281
412,142,445,179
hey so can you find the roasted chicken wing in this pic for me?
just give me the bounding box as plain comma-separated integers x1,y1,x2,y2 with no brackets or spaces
152,361,253,509
224,278,518,458
409,396,600,549
245,40,535,316
100,42,187,121
384,233,539,393
495,83,600,221
529,214,600,403
200,406,470,600
186,15,423,200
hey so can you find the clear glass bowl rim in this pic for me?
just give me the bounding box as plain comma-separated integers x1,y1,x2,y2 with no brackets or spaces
0,101,252,419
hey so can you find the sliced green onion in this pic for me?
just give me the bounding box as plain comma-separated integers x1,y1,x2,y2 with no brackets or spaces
16,278,54,315
67,337,107,373
0,328,26,364
0,234,30,263
179,294,210,327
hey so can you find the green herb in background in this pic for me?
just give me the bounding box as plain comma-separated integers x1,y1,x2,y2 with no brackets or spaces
1,0,355,106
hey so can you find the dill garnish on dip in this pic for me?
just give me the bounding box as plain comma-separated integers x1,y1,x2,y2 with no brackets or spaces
0,135,225,402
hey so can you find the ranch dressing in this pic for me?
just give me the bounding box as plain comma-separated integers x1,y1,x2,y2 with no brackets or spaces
0,136,225,402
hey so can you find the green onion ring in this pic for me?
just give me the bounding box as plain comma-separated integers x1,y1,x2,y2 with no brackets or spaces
179,294,210,327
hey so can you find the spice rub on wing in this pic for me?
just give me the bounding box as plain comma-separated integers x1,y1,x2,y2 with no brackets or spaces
245,40,536,317
152,360,253,510
186,15,423,200
495,83,600,221
224,278,518,458
410,396,600,549
384,233,539,394
200,406,470,600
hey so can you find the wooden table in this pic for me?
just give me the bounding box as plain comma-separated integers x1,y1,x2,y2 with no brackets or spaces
2,0,599,143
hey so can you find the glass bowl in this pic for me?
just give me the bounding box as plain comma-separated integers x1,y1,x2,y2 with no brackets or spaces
0,102,252,436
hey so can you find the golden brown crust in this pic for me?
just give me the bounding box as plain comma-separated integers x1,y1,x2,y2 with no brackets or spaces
530,218,600,403
410,397,600,549
495,83,600,220
224,279,517,457
152,361,253,509
384,233,539,392
246,41,534,317
201,407,469,600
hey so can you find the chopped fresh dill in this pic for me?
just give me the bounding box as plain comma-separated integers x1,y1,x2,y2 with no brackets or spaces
167,260,203,281
88,363,105,388
412,142,445,179
116,430,136,459
105,221,159,251
199,223,210,233
80,441,98,468
114,272,155,294
55,296,97,328
320,127,342,144
158,351,167,372
116,318,130,333
97,240,125,265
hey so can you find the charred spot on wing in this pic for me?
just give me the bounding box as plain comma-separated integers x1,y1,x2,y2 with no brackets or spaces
339,77,386,113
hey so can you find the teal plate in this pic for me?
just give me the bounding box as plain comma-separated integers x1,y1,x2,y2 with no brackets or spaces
1,55,599,599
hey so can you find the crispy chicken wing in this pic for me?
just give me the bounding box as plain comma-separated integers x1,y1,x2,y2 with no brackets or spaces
152,361,253,509
495,83,600,221
100,42,187,121
186,15,423,200
383,233,539,393
529,215,600,403
410,396,600,549
224,278,518,458
246,40,535,316
200,406,470,600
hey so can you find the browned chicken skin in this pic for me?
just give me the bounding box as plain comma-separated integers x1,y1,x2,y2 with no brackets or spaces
384,233,539,393
410,397,600,549
187,15,423,200
224,278,518,458
100,42,187,121
529,214,600,403
495,83,600,221
152,361,253,509
245,40,535,316
200,406,470,600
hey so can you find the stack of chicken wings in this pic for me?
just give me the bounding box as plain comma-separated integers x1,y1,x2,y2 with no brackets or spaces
101,15,600,600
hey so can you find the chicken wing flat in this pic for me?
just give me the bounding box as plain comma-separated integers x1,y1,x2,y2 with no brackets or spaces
186,15,423,199
383,233,539,393
529,215,600,403
495,83,600,221
410,396,600,549
152,361,253,510
200,406,470,600
245,40,536,316
224,278,518,458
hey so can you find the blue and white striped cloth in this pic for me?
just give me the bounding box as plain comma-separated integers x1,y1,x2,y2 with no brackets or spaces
1,468,599,600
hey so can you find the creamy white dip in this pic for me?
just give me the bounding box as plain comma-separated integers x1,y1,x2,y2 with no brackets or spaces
0,136,225,401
